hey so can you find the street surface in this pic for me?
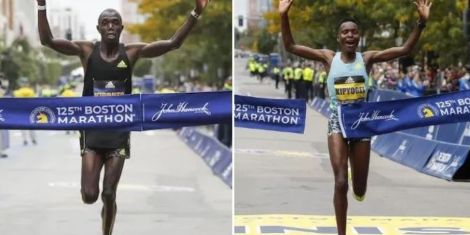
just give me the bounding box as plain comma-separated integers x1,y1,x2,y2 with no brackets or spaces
234,58,470,234
0,129,231,235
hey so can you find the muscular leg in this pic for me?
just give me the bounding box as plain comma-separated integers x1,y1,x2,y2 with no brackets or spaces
349,141,371,199
328,133,349,235
101,155,125,235
81,150,104,204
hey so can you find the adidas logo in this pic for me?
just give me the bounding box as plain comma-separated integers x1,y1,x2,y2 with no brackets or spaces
117,60,127,68
105,81,115,89
345,76,355,84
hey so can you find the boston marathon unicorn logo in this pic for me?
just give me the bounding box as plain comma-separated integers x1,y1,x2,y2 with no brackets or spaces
417,104,439,119
29,107,56,124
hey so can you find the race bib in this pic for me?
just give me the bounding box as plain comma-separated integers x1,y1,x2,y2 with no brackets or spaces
334,76,366,102
93,80,126,97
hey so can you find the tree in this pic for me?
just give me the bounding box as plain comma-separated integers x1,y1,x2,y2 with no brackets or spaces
133,59,153,77
264,0,468,67
128,0,231,87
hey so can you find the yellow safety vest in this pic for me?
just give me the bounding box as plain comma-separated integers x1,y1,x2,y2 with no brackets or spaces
303,67,314,82
318,71,327,84
294,68,303,80
282,67,294,80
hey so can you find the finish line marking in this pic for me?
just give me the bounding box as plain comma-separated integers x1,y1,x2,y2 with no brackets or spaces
234,215,470,234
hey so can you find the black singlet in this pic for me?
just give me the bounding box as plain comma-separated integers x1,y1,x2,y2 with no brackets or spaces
80,42,132,149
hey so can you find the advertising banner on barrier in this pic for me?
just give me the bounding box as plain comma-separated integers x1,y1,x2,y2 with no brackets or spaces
178,127,232,187
339,90,470,138
310,91,470,181
423,143,470,181
0,92,231,131
234,95,306,134
142,91,232,130
0,96,141,130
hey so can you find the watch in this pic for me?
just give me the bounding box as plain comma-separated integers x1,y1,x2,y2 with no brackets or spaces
190,9,200,19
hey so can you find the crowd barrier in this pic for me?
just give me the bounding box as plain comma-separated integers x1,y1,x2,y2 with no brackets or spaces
310,89,470,181
177,127,232,187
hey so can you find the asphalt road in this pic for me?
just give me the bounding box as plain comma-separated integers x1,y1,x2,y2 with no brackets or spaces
234,57,470,221
0,129,231,235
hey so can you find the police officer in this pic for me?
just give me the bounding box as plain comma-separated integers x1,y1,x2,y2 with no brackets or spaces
282,64,294,98
272,65,281,89
294,63,305,99
303,62,314,101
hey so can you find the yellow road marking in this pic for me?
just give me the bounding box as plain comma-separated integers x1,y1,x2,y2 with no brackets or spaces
235,214,470,234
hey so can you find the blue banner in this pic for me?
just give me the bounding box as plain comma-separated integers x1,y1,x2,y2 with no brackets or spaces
178,127,232,187
0,91,231,130
338,90,470,138
142,91,232,130
0,96,141,130
422,142,470,181
374,132,438,171
234,95,306,134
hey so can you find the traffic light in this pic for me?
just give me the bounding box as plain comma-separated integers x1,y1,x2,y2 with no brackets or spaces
238,15,243,27
464,8,470,40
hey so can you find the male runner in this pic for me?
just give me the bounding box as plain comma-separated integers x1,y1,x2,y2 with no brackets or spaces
37,0,208,234
279,0,431,234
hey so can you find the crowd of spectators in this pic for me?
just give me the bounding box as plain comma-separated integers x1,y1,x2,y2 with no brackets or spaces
370,61,470,97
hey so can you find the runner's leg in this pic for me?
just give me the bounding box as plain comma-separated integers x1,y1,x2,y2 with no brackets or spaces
328,134,349,235
101,154,125,235
349,141,371,199
81,149,104,204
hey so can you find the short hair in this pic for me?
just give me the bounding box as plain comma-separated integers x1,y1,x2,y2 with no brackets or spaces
98,9,122,24
337,17,360,30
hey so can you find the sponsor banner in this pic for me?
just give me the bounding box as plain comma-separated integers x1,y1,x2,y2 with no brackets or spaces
378,132,437,171
235,215,470,235
0,96,141,130
369,89,470,143
142,91,231,130
309,92,470,180
311,98,331,118
339,90,470,138
423,143,470,181
0,92,230,131
235,95,306,134
178,127,232,187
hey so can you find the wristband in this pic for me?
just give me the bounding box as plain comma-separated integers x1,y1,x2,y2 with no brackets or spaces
417,19,426,29
190,9,200,19
38,5,46,11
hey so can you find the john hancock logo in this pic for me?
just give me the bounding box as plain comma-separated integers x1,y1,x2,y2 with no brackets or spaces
29,106,56,124
152,102,211,121
417,104,439,119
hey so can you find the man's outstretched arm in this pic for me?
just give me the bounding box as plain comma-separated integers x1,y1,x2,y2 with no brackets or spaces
126,0,209,60
37,0,89,56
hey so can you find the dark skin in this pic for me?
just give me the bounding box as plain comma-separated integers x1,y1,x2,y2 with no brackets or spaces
37,1,208,235
279,0,431,234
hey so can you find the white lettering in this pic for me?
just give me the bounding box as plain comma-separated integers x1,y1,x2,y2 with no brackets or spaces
351,110,399,129
152,102,211,121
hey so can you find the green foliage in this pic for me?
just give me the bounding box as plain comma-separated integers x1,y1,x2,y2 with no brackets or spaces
265,0,468,66
128,0,231,87
256,28,278,54
12,39,39,84
133,59,153,77
0,38,78,91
